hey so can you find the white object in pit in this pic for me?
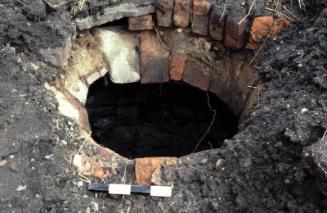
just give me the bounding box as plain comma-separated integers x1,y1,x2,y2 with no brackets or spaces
96,28,141,84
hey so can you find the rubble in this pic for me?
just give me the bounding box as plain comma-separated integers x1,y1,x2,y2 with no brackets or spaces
72,154,108,179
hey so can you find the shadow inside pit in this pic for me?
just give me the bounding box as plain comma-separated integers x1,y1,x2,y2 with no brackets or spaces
85,77,239,159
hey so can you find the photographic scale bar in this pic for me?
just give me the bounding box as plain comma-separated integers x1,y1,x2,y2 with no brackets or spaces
88,182,172,197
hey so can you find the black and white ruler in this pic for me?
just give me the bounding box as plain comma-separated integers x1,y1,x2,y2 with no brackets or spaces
88,182,172,197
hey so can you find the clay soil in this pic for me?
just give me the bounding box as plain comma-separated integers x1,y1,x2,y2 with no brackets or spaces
1,1,327,212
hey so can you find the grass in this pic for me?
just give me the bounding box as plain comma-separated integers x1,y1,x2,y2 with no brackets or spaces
265,0,305,21
297,0,306,10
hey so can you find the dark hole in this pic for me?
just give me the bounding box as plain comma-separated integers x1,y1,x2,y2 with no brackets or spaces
86,77,239,159
101,17,128,28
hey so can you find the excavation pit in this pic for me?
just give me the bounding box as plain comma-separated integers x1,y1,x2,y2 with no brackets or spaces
4,0,325,211
86,78,239,159
46,20,263,165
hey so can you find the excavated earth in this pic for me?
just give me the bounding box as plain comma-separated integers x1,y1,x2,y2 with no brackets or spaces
1,0,327,212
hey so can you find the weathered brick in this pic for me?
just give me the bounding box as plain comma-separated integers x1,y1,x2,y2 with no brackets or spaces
156,0,174,27
139,31,170,84
183,60,211,91
224,16,249,49
209,59,233,109
209,52,257,115
234,53,259,107
209,3,225,40
226,52,249,114
224,1,249,49
169,52,187,81
135,157,165,185
230,57,252,114
246,17,291,49
191,0,213,36
135,157,177,185
72,154,107,179
173,0,191,28
128,15,153,31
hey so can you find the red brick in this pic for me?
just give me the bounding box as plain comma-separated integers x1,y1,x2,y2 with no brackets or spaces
246,17,291,49
169,52,187,81
183,59,211,91
139,31,170,84
135,157,177,185
135,157,165,186
209,52,258,115
156,0,174,27
191,0,213,36
209,4,225,40
173,0,191,28
224,16,249,49
128,15,153,31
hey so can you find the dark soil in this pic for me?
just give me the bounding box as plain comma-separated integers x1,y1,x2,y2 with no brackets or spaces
0,1,327,212
86,79,238,159
0,0,72,54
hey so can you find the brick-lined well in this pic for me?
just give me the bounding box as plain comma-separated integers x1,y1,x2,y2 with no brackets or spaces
46,0,289,182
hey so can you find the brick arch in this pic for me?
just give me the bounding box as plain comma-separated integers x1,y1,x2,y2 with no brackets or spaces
46,31,259,133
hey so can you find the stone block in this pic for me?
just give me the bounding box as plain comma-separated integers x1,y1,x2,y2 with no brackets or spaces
173,0,191,28
128,15,154,31
45,81,91,132
96,27,141,84
139,31,170,84
75,0,155,31
156,0,174,27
